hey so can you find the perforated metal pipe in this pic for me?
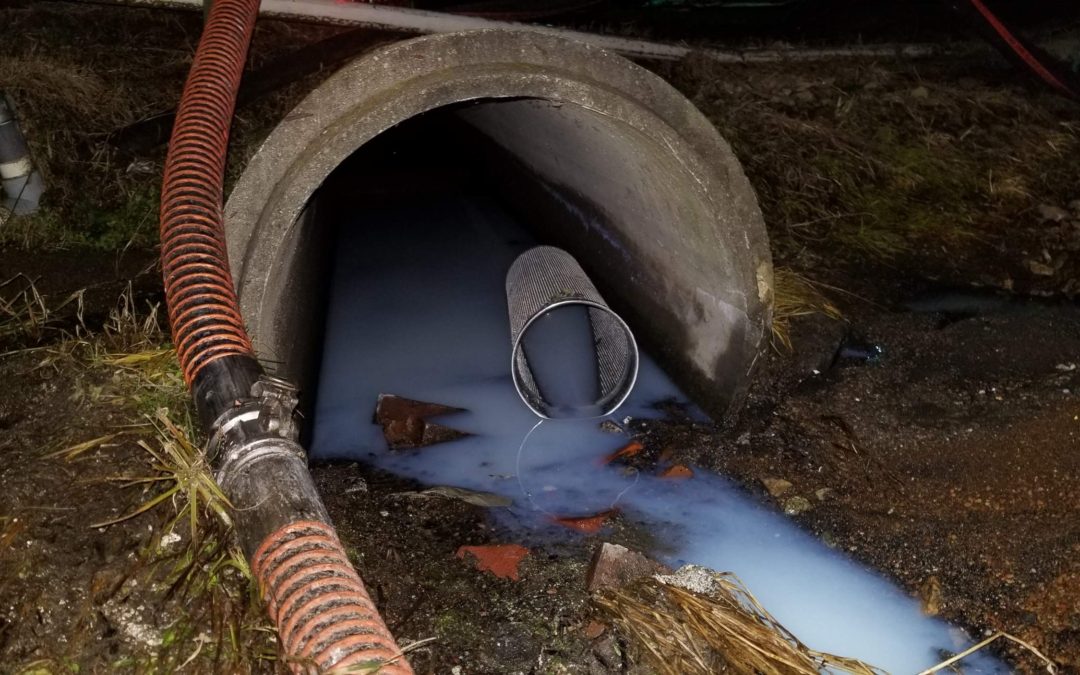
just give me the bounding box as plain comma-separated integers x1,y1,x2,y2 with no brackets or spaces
506,246,638,419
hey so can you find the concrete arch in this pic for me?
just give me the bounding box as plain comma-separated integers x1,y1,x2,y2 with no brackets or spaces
224,29,772,420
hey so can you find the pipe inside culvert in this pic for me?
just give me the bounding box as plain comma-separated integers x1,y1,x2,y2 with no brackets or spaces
225,29,774,427
506,246,640,420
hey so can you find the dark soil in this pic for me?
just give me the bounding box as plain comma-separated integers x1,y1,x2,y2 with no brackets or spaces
0,343,272,672
627,302,1080,672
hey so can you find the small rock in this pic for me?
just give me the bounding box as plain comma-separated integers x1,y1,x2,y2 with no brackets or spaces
654,564,722,596
762,477,793,497
599,420,624,434
794,90,815,103
592,634,623,670
584,620,607,639
1037,204,1070,222
90,569,126,604
736,431,751,446
814,487,833,501
783,496,813,515
344,477,368,494
910,85,929,99
1025,259,1055,277
919,575,943,616
159,531,181,550
587,542,669,592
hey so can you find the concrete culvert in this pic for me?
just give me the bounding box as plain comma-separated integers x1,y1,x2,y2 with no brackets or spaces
225,29,773,423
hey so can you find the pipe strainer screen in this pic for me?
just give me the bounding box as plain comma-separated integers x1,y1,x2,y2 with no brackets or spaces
506,246,639,419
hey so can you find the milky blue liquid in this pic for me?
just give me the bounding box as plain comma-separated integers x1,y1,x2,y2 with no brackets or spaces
520,305,603,418
311,191,1005,673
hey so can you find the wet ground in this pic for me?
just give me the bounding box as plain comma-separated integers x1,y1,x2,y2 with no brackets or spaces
4,292,1077,672
639,302,1080,671
2,2,1080,673
303,279,1080,673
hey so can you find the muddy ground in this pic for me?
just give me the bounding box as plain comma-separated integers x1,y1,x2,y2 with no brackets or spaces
2,2,1079,674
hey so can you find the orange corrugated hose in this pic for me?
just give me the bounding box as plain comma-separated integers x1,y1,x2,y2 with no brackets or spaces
159,1,414,671
160,0,258,385
253,522,415,674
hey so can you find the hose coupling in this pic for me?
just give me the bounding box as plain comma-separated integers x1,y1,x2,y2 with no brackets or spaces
209,375,307,485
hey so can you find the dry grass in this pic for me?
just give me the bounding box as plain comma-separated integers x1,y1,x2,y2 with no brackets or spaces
0,273,84,342
0,51,159,247
92,409,230,536
918,632,1057,675
771,266,843,349
596,567,883,675
599,566,1061,675
20,279,276,670
0,3,333,249
5,200,279,666
662,54,1080,292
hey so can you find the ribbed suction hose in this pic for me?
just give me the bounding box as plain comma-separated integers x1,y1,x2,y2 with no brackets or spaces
159,1,413,671
159,0,256,382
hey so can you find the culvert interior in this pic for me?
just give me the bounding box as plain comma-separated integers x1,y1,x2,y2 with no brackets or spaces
224,31,774,428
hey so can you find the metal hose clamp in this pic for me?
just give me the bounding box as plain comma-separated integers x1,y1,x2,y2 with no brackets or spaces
209,376,306,484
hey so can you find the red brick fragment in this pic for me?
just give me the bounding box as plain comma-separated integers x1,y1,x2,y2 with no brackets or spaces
375,393,469,449
659,464,694,480
601,440,643,465
456,544,529,581
551,509,617,534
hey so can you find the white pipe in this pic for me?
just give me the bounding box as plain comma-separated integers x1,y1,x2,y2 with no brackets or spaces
77,0,948,62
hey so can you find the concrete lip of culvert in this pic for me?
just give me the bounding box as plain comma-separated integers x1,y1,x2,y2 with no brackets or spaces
225,28,773,421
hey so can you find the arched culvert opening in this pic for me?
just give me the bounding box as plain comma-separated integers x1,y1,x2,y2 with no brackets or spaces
225,29,773,426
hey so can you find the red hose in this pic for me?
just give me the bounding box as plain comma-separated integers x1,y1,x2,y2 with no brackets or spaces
253,521,415,674
160,0,259,386
964,0,1077,99
159,2,415,671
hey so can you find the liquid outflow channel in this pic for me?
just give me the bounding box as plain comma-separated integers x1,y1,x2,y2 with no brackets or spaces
312,191,1004,673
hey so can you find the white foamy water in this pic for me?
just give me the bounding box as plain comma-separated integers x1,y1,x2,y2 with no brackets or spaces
311,191,1004,673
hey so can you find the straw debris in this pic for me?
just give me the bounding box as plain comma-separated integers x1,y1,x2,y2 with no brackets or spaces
595,565,883,675
771,267,843,350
